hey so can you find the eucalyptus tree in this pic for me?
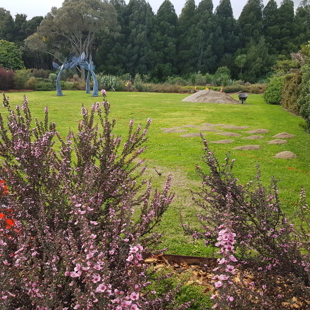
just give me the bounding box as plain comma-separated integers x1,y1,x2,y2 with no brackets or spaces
25,0,118,67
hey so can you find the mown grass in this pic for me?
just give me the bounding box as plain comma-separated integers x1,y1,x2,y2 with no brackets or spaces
4,90,310,255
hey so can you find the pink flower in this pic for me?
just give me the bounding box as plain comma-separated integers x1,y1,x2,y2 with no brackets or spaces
96,283,107,293
227,295,234,302
92,273,101,283
218,274,229,281
121,300,132,306
126,254,134,262
130,292,139,300
214,281,223,288
225,265,236,273
229,255,237,262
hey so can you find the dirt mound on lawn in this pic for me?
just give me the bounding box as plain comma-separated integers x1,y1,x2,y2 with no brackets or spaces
182,89,240,104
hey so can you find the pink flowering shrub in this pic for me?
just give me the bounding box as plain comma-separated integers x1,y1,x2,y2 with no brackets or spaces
188,139,310,309
0,97,188,309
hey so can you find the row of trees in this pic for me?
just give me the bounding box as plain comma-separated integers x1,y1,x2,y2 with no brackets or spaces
1,0,310,83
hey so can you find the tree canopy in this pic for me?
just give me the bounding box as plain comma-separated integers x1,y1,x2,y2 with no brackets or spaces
0,39,24,70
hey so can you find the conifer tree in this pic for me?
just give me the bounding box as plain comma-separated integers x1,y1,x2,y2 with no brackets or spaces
95,0,127,74
176,0,199,76
123,0,155,76
195,0,217,73
238,0,263,46
152,0,178,81
214,0,239,65
293,0,310,50
0,8,14,42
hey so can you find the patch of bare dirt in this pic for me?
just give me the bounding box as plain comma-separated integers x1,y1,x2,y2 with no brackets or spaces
268,139,287,145
180,133,205,137
246,129,269,134
274,151,297,159
233,145,261,150
216,132,242,137
219,124,250,130
161,127,188,133
210,139,235,144
243,135,264,140
273,132,295,139
182,89,240,104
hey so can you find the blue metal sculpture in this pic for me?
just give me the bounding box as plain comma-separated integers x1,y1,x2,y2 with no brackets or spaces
52,53,98,97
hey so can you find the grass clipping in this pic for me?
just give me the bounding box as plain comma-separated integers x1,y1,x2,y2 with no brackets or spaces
182,89,240,104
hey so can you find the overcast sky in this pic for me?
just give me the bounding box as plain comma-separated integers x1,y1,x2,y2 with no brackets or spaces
1,0,302,20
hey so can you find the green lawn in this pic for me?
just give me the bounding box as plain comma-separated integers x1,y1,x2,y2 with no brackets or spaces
3,90,310,255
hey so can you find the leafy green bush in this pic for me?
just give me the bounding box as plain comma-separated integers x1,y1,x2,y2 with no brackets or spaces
32,68,50,79
97,74,121,91
214,66,231,86
36,81,54,91
281,71,302,115
222,85,249,93
166,76,187,86
298,63,310,132
60,81,74,90
263,75,285,104
14,69,32,89
24,76,37,90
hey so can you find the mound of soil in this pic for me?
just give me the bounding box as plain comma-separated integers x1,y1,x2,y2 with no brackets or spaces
268,139,287,145
243,135,264,140
217,132,242,137
233,145,261,150
182,89,240,104
273,132,295,139
180,133,205,137
274,151,297,159
246,129,269,134
210,139,235,144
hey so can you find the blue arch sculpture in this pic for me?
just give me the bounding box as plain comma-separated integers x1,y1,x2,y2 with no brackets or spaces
52,53,98,97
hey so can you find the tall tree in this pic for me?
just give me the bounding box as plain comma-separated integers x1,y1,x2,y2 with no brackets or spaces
238,0,263,46
276,0,295,55
293,0,310,50
152,0,178,81
243,36,275,82
0,8,14,42
95,0,127,74
25,0,118,63
13,14,28,46
262,0,279,55
214,0,240,65
0,40,24,70
176,0,199,76
123,0,155,76
195,0,218,73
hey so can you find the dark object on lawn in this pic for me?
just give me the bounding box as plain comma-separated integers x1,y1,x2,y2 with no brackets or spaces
238,93,248,104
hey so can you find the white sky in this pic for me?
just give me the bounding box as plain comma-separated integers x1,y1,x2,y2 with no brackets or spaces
1,0,301,20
